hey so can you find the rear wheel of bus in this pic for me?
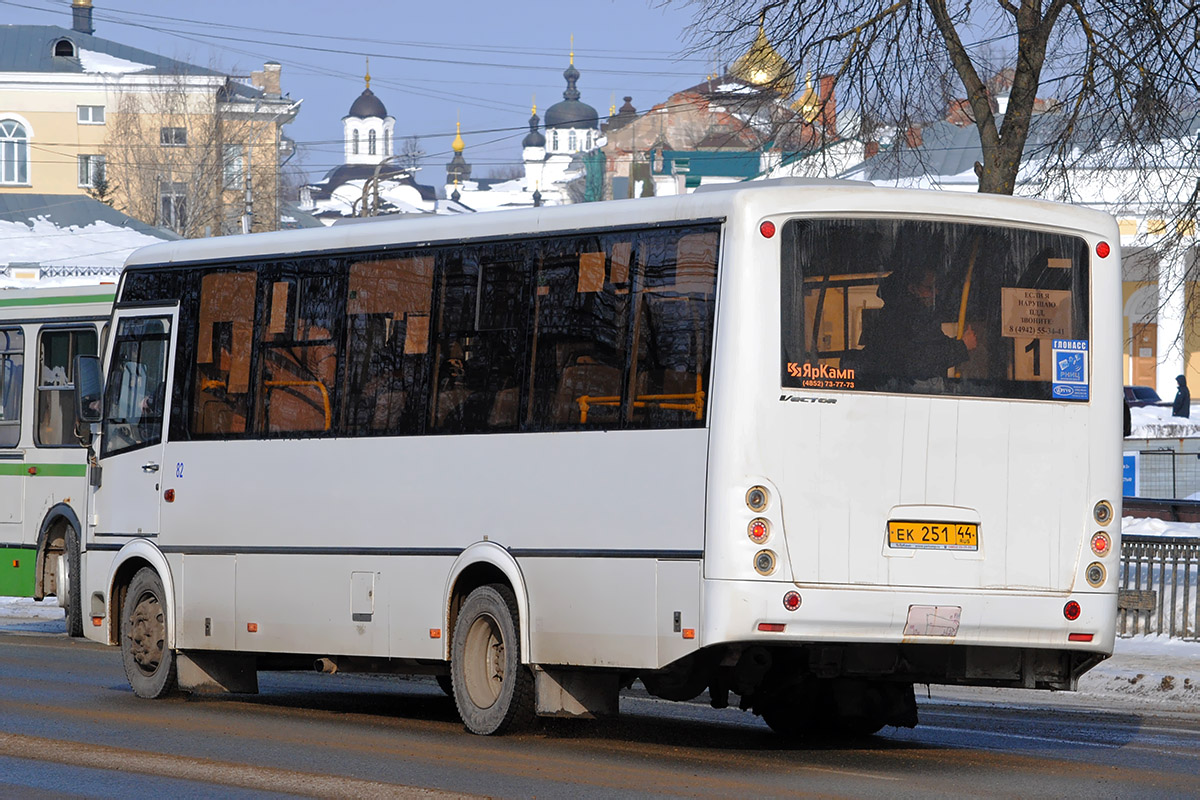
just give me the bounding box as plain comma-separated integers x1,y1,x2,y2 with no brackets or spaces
121,567,178,698
450,584,534,735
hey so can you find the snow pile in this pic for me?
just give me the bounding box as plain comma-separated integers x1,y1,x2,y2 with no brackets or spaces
1122,515,1200,539
1129,403,1200,438
78,49,153,74
1079,635,1200,712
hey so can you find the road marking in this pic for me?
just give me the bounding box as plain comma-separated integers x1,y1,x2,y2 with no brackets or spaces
0,732,476,799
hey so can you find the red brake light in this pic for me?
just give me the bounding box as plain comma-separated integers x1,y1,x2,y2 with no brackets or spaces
1064,601,1081,621
782,591,801,611
760,221,776,238
1096,241,1111,258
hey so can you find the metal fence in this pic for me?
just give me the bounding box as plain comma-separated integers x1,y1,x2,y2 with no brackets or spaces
1118,533,1200,641
1133,449,1200,500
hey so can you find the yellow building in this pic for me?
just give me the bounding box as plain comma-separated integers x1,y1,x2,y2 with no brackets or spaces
0,1,299,236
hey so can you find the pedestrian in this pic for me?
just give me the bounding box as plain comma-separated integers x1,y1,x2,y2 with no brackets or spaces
1172,374,1190,418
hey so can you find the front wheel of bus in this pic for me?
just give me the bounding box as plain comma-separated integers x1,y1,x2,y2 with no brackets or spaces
60,526,84,638
121,567,178,699
451,584,534,735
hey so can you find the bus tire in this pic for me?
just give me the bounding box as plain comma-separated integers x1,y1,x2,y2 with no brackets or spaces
63,525,83,638
450,584,534,735
121,567,178,699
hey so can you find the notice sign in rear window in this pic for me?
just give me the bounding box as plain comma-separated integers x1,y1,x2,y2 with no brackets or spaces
1051,339,1088,400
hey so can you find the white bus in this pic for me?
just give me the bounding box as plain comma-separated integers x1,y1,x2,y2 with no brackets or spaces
1,285,113,636
77,179,1121,736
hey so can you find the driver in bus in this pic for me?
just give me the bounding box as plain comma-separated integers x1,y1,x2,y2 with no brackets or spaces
861,268,977,380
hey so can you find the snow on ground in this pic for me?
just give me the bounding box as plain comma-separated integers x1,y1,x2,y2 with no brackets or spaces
1122,515,1200,538
1129,403,1200,438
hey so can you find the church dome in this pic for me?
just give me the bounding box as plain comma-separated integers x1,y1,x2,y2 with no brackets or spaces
730,15,796,97
348,87,388,119
522,105,546,147
544,60,598,130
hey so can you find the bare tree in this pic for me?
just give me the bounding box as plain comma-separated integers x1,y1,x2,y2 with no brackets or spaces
669,1,1200,198
103,74,289,237
399,135,426,172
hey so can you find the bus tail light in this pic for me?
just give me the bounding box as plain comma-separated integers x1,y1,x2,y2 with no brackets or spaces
1093,500,1113,526
760,221,776,238
754,550,777,575
782,591,801,611
1086,562,1106,587
746,486,769,512
1064,601,1081,620
748,518,770,543
757,623,785,632
1068,633,1094,642
1096,241,1111,258
1091,531,1111,556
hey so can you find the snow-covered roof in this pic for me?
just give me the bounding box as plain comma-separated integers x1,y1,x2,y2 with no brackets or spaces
0,194,177,288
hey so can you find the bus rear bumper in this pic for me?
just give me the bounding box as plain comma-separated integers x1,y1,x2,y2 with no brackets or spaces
701,578,1117,656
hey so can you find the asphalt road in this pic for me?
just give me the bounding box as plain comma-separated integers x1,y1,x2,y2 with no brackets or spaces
1,622,1198,799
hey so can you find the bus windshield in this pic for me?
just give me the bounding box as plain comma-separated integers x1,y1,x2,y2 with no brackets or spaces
781,218,1091,400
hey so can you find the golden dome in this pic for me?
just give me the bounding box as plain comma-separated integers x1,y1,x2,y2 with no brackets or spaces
792,72,820,123
452,121,465,153
730,13,796,97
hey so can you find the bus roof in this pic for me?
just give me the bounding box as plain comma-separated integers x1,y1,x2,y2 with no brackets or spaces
122,180,1118,269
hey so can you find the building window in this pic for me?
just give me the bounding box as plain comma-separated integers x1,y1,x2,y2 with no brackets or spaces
0,120,29,185
77,105,105,125
368,130,377,156
568,130,577,151
160,127,187,146
53,39,76,58
551,130,559,151
222,144,245,189
159,181,188,231
77,154,106,187
352,130,359,155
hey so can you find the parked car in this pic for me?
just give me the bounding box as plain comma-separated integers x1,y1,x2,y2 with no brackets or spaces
1124,385,1165,407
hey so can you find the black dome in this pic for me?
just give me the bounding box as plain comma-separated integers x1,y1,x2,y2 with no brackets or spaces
348,87,387,118
522,111,546,147
544,100,598,130
544,60,597,130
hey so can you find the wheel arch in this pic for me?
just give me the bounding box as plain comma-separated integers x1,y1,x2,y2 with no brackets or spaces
33,503,81,600
442,542,530,663
104,540,176,649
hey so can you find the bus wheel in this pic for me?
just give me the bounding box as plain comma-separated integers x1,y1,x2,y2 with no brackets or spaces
121,568,178,699
62,526,83,638
450,584,534,735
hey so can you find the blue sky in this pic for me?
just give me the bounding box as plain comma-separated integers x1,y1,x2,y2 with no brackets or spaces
4,0,719,185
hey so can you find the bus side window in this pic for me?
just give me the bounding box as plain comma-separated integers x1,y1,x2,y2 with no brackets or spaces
35,327,97,447
627,229,716,429
529,236,628,430
193,271,256,436
343,255,434,436
0,327,23,447
256,268,341,436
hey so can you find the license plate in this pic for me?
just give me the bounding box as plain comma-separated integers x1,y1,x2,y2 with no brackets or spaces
888,521,978,550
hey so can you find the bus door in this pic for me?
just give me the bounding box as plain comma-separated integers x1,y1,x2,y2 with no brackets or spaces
94,307,178,539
